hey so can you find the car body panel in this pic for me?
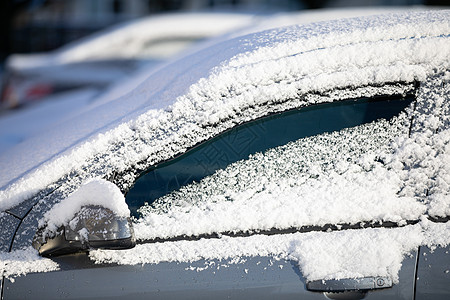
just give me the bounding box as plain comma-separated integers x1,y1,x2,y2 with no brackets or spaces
2,250,418,300
415,245,450,300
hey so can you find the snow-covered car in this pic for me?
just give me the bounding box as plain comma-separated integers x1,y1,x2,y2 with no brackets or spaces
0,12,255,109
1,10,449,300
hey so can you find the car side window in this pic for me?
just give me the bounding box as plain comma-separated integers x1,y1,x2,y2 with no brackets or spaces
125,93,415,217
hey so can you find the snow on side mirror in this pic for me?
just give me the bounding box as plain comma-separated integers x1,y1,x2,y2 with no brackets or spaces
33,179,135,257
33,205,135,257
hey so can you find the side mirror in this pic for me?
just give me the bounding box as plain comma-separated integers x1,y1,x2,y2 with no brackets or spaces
33,205,135,257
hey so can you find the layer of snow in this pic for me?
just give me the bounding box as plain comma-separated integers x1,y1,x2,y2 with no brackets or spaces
134,74,449,239
1,11,448,212
392,128,450,218
1,220,448,282
233,6,430,37
38,179,129,235
90,220,449,283
135,115,424,240
71,7,431,120
392,74,450,218
0,247,59,281
0,9,429,157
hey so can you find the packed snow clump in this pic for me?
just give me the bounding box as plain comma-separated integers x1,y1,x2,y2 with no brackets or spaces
38,179,129,235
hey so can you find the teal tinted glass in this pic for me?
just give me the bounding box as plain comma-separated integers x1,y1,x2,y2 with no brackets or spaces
126,95,414,216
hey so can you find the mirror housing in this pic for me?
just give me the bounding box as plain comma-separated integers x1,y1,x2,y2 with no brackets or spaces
33,205,135,257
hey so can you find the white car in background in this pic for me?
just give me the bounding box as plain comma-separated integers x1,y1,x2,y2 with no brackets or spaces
0,12,256,109
0,10,449,300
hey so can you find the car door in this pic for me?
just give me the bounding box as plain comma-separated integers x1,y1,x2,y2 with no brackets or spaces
0,82,439,300
412,76,450,300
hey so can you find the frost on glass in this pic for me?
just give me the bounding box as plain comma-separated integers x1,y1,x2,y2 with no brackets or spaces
133,75,449,241
135,110,422,240
112,83,416,192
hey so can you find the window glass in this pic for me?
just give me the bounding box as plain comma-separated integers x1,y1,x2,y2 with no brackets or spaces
125,94,414,217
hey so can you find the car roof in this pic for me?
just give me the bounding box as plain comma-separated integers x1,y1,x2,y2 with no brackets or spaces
73,6,431,113
0,8,429,156
0,10,449,212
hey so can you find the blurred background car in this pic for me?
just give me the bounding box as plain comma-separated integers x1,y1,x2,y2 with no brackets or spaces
0,12,256,109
